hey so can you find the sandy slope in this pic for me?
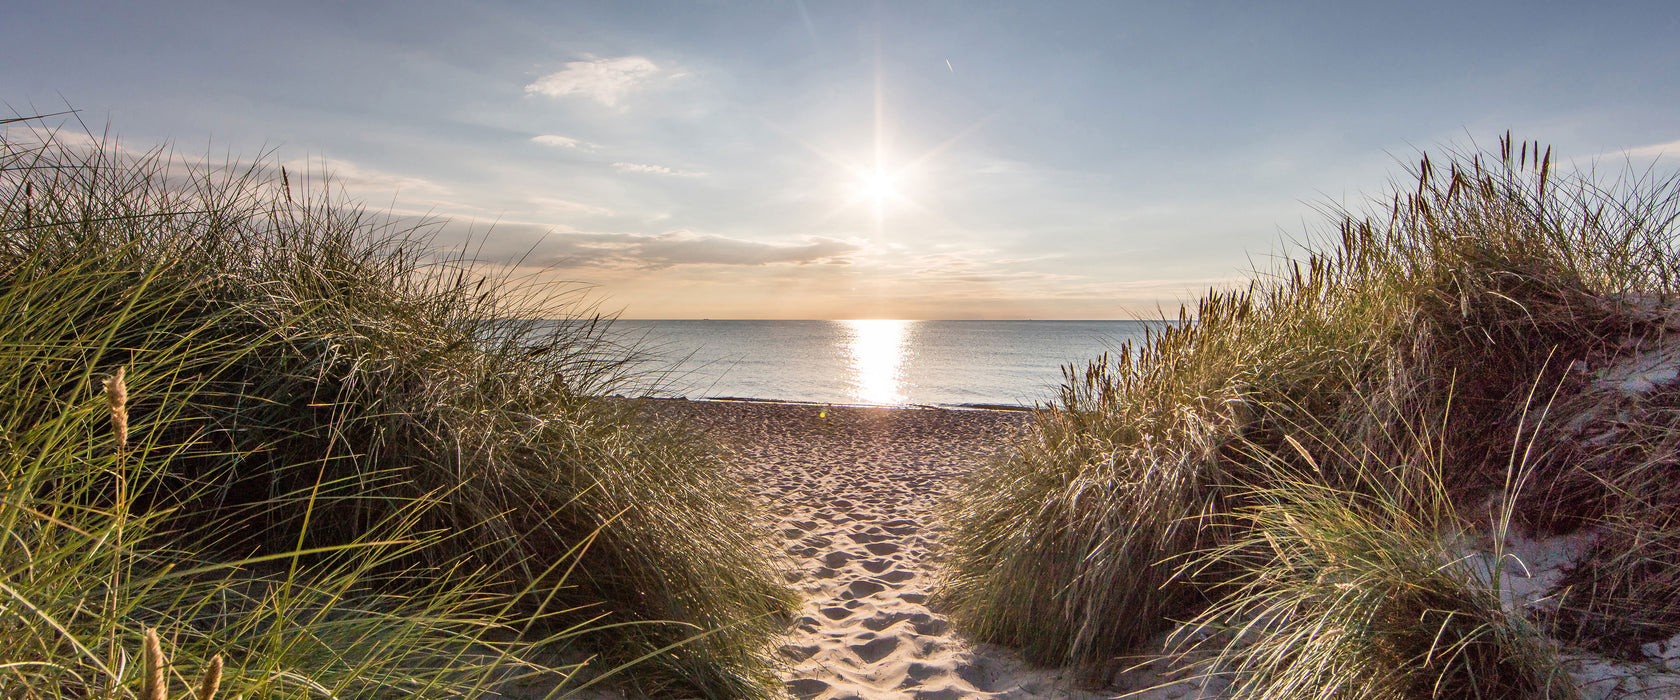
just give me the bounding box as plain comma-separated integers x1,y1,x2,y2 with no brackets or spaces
651,399,1221,700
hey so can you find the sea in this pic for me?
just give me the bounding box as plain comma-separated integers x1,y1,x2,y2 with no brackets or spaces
605,320,1162,409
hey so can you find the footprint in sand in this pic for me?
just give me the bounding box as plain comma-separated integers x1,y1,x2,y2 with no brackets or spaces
853,636,901,664
864,541,901,556
860,559,895,574
878,570,916,584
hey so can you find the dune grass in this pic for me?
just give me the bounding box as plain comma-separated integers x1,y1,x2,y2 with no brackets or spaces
0,117,794,698
1170,424,1577,699
939,134,1680,696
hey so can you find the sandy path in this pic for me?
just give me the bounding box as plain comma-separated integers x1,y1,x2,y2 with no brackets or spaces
652,400,1213,700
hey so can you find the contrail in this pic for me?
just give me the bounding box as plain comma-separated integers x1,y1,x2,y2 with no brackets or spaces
946,59,954,72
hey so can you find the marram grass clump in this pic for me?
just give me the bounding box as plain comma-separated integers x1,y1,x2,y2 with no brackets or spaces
1174,436,1577,699
940,134,1680,695
0,118,793,698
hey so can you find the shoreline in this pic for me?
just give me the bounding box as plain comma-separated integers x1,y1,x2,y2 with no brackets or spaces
643,395,1041,413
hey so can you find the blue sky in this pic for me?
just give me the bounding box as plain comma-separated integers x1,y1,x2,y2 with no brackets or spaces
6,1,1680,318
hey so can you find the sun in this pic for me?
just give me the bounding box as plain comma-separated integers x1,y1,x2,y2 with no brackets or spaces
860,170,899,203
850,165,906,220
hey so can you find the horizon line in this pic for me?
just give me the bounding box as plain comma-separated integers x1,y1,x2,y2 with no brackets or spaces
605,317,1169,322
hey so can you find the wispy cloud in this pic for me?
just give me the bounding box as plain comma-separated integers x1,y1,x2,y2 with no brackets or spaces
1624,138,1680,160
530,196,615,217
612,161,702,177
279,155,451,200
545,230,860,269
531,134,595,150
974,158,1033,175
525,56,663,106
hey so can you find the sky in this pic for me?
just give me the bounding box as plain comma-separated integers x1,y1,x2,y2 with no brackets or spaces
5,1,1680,319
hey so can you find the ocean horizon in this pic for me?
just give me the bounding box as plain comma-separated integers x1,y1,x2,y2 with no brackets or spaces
599,319,1163,408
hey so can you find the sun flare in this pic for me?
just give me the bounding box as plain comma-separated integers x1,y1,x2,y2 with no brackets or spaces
860,171,899,202
850,165,907,220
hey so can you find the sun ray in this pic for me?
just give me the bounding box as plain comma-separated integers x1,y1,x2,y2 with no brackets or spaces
728,16,1015,242
873,19,887,229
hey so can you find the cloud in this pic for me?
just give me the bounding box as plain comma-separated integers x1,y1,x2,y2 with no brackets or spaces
975,158,1032,175
530,196,615,217
1623,138,1680,160
545,230,861,269
0,124,457,209
525,56,662,106
280,155,451,200
531,134,595,150
612,161,703,177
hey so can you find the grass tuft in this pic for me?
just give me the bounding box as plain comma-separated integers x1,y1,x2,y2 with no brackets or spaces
939,133,1680,693
1,115,793,698
1174,433,1576,699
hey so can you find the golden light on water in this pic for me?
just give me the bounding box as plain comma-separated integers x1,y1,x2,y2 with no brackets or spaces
840,319,915,404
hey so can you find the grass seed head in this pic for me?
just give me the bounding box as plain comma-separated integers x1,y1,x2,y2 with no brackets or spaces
142,627,165,700
103,366,128,451
197,654,222,700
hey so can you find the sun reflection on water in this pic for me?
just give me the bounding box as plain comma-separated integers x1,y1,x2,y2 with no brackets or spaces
840,319,916,405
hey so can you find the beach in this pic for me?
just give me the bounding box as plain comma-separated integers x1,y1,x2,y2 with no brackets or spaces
646,399,1225,700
